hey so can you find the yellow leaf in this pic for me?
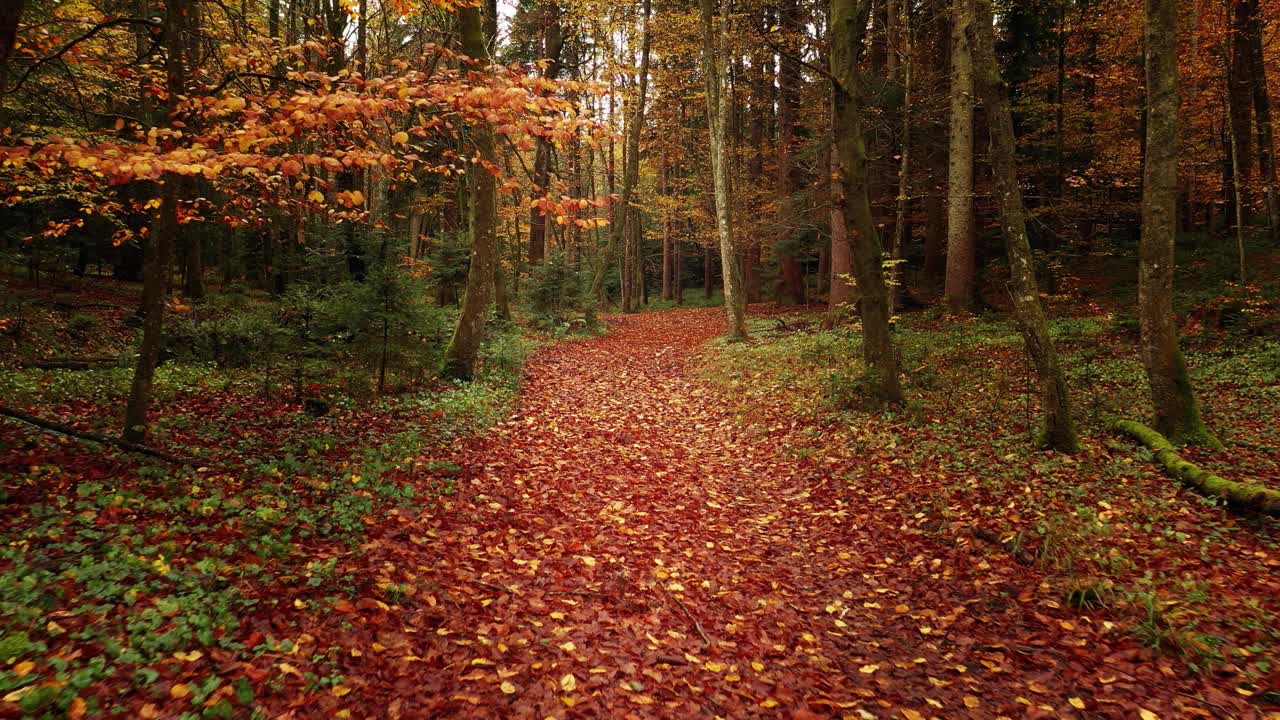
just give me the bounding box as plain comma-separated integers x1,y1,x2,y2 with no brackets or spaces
332,684,352,697
68,697,86,720
170,683,191,699
392,131,409,146
173,650,203,662
859,664,879,674
963,695,980,708
559,641,576,652
13,661,34,677
471,658,494,666
561,673,577,692
277,663,302,677
500,681,517,694
1138,709,1160,720
751,661,765,672
1069,697,1086,710
308,190,325,203
900,710,924,720
760,699,779,708
580,556,596,568
704,661,725,673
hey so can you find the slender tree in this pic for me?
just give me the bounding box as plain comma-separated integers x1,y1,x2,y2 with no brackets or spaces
944,0,975,312
1242,0,1279,241
123,0,186,443
699,0,748,339
590,0,651,314
831,0,901,402
441,3,499,380
969,0,1078,451
1137,0,1216,446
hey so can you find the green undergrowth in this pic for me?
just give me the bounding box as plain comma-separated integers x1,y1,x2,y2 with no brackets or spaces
698,307,1280,681
0,325,537,718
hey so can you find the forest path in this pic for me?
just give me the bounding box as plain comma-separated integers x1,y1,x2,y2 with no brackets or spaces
320,308,1232,719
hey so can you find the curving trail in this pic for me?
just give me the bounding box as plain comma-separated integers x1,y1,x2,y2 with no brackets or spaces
275,309,1253,719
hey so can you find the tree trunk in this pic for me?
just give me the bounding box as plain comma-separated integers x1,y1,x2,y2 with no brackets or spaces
183,202,205,300
831,0,901,403
590,0,650,313
122,0,186,443
675,239,684,303
0,0,24,122
923,0,949,287
1227,0,1253,212
944,0,975,312
700,0,749,339
968,0,1078,452
703,244,713,299
828,144,854,321
528,4,566,267
1137,0,1216,447
890,2,912,311
776,0,806,306
1243,0,1279,242
441,4,498,381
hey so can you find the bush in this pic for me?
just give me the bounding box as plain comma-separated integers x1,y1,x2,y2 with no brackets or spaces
65,312,99,340
526,249,585,327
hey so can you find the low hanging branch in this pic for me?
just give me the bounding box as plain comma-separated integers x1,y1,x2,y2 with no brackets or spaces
1112,419,1280,515
0,406,193,466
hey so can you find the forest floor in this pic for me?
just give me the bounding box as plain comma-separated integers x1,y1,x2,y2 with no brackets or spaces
2,288,1279,718
260,307,1276,719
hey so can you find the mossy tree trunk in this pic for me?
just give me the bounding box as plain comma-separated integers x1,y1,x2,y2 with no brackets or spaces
831,0,901,403
441,3,498,381
1138,0,1216,447
968,0,1078,452
1114,420,1277,514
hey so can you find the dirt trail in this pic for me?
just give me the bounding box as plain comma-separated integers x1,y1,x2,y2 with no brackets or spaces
283,309,1254,719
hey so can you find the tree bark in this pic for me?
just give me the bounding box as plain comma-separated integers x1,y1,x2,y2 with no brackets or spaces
831,0,902,403
699,0,748,339
944,0,975,312
1243,0,1279,241
1227,0,1253,210
528,3,566,267
183,190,205,300
0,0,24,122
122,0,186,444
1114,420,1276,513
776,0,806,306
441,4,498,380
828,144,854,321
590,0,650,314
969,0,1078,452
889,1,912,311
1137,0,1216,447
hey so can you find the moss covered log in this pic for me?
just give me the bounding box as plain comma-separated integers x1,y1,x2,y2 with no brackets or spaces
1113,419,1280,514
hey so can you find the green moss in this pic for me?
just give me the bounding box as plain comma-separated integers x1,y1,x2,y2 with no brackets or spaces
1113,419,1279,514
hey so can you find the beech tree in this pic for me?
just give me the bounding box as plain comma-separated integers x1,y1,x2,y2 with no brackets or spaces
698,0,748,340
968,0,1078,451
831,0,901,403
944,0,975,313
1136,0,1216,447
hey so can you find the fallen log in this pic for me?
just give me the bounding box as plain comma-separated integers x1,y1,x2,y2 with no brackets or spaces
0,406,192,466
1112,419,1280,515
